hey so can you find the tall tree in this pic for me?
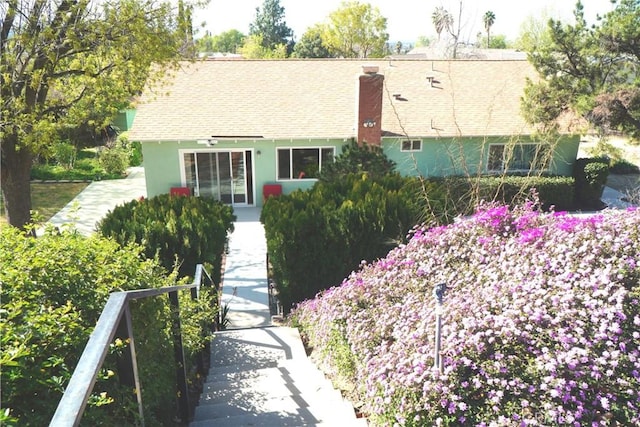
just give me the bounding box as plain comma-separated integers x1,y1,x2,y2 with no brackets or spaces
177,0,196,57
238,34,287,58
249,0,294,54
514,10,553,53
431,1,463,58
483,10,496,48
522,0,640,138
197,30,246,54
1,0,187,229
292,24,336,58
432,6,453,41
323,1,389,58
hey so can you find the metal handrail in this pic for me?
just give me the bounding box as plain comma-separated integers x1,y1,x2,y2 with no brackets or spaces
49,264,217,427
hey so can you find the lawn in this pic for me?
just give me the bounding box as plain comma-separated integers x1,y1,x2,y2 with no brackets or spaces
0,182,88,227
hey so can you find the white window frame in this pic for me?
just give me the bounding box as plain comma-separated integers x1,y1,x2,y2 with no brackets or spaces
487,143,550,173
276,147,335,181
401,140,422,152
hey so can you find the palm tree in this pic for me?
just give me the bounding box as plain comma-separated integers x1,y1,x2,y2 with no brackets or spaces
483,10,496,48
432,6,453,41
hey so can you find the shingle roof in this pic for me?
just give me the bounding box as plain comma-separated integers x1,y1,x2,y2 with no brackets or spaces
129,59,550,142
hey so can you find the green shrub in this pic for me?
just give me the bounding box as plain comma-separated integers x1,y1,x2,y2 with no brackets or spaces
53,141,77,170
129,141,143,166
99,148,128,175
611,159,640,174
585,139,624,161
31,149,121,181
0,227,213,425
319,141,395,182
98,194,235,281
262,171,575,312
573,157,610,209
261,173,421,312
430,175,576,215
114,132,143,167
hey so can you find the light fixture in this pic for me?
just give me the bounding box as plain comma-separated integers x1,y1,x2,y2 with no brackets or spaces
196,138,218,147
363,119,376,128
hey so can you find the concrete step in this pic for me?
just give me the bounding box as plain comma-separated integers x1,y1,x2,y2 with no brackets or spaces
210,327,308,369
189,411,369,427
193,392,356,421
198,378,343,406
200,367,340,396
189,326,366,426
204,360,327,385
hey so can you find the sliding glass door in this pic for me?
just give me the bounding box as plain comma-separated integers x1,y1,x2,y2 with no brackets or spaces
183,150,253,206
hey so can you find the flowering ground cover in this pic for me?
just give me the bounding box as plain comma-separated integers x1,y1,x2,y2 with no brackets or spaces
291,202,640,426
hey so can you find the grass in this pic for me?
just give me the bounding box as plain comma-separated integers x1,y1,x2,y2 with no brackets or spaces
2,146,132,228
0,182,88,227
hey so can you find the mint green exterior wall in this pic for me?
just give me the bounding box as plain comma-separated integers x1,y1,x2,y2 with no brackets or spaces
113,109,137,132
141,138,347,206
141,135,579,207
383,135,580,177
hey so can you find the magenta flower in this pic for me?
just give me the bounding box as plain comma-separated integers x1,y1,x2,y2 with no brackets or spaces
290,204,640,426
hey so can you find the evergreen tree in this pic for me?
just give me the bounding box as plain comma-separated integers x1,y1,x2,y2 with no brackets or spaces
522,0,640,138
249,0,294,54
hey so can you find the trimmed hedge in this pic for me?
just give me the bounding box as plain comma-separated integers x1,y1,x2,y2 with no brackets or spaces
98,194,235,281
261,173,422,312
573,157,610,209
431,175,576,215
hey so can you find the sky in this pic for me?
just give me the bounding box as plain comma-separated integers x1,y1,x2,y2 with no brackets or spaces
193,0,617,43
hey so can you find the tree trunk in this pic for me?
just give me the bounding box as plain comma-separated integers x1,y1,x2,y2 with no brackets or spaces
1,135,34,230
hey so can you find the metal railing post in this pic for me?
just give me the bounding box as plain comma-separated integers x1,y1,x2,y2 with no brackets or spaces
50,293,128,427
123,304,145,426
433,283,447,374
168,290,190,423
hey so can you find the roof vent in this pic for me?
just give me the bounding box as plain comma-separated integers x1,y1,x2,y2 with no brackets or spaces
361,65,379,75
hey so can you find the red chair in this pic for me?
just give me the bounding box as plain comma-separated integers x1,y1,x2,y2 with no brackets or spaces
263,184,282,201
170,187,191,196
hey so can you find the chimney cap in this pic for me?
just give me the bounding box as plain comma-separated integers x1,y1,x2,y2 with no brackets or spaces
361,64,379,75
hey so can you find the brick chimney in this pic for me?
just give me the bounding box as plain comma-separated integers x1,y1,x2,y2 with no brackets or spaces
356,65,384,146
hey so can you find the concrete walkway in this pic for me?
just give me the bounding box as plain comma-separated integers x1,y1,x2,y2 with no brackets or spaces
601,185,634,209
220,207,272,329
44,167,146,235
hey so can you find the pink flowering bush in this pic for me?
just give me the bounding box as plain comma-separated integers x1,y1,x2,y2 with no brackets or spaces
291,202,640,426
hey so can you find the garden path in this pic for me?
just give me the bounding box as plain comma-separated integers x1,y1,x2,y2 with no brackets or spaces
43,166,146,235
190,208,366,426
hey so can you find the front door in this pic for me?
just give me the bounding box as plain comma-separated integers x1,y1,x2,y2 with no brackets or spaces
183,150,254,206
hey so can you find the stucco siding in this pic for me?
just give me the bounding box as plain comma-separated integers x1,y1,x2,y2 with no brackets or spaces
142,138,347,206
141,135,579,206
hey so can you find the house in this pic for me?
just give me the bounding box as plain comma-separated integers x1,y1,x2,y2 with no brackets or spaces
128,59,582,207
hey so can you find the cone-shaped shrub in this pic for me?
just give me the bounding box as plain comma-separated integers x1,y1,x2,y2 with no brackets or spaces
292,203,640,426
98,194,235,281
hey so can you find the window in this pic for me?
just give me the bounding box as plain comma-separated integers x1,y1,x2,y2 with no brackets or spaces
488,143,550,172
401,140,422,152
277,147,334,180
